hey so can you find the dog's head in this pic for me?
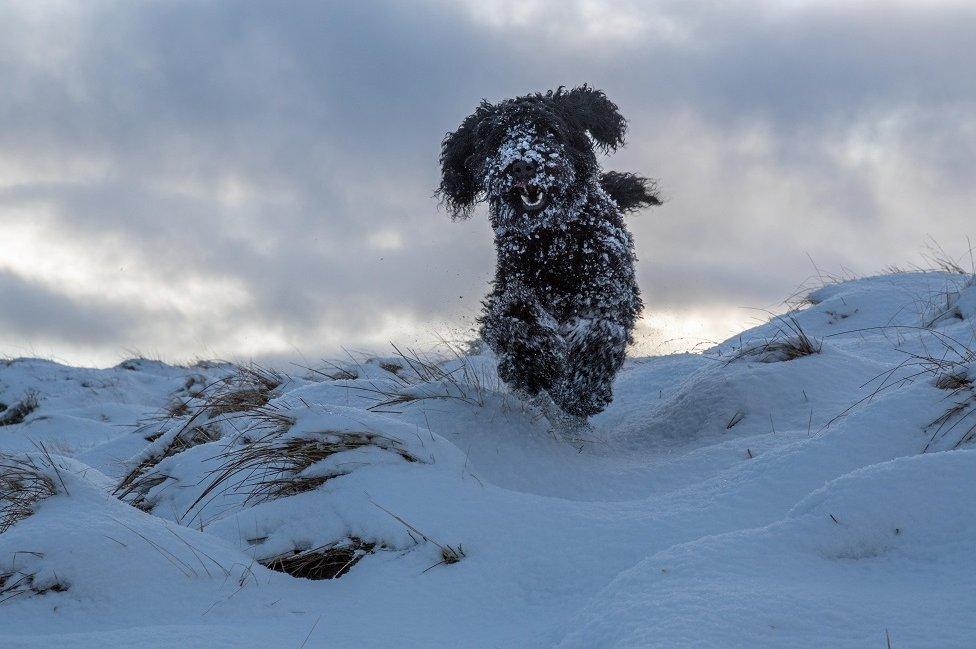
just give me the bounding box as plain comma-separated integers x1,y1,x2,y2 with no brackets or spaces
438,85,632,220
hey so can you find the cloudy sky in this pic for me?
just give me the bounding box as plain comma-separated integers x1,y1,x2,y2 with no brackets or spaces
1,0,975,367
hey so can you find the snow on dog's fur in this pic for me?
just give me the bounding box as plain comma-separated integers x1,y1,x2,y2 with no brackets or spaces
438,85,660,419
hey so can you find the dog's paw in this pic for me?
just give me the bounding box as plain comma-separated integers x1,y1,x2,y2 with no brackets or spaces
546,411,596,448
516,390,596,447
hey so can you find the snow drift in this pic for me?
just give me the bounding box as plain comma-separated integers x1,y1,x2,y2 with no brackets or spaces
1,270,975,648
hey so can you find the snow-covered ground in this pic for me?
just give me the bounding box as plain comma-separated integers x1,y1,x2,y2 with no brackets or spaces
2,271,975,648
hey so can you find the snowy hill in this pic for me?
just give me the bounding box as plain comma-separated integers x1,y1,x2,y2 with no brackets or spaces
1,271,975,648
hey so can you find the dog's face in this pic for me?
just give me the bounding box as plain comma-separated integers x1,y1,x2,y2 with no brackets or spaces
483,124,576,216
438,85,627,220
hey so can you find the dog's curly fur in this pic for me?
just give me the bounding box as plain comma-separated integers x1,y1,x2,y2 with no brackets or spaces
439,85,660,418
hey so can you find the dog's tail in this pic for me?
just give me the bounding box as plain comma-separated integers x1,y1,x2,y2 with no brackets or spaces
600,171,661,213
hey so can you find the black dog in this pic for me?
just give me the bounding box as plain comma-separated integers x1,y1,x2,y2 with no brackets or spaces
439,86,659,421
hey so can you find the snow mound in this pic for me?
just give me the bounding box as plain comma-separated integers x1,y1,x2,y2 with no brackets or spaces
558,451,976,649
0,452,263,615
1,271,975,647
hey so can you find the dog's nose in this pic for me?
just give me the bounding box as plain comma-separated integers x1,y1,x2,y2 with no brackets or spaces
508,160,537,182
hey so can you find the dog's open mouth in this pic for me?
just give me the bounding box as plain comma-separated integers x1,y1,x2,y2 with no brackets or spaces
514,182,546,210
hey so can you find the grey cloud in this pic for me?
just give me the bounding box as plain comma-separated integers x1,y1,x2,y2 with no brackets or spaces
0,1,974,364
0,268,157,346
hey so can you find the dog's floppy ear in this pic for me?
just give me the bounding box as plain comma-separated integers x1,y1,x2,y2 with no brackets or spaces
438,101,495,219
554,85,626,152
600,171,661,213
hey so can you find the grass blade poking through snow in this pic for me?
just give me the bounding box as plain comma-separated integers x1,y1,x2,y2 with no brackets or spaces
370,500,464,572
343,342,496,412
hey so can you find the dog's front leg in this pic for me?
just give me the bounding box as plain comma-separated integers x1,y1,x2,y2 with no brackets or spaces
550,315,629,417
480,282,568,399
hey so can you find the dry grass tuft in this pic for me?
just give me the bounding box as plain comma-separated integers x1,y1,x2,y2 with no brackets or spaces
883,238,974,278
431,543,465,571
900,336,976,451
115,423,222,511
1,453,62,534
918,238,974,276
814,327,976,435
139,364,284,438
813,327,976,443
166,398,191,419
935,371,972,391
189,430,420,514
261,537,377,580
207,365,285,417
119,363,295,513
923,392,976,452
908,239,976,328
349,342,496,412
922,358,976,452
726,315,822,364
923,275,976,328
0,563,68,604
300,360,359,381
0,390,39,427
208,388,271,416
